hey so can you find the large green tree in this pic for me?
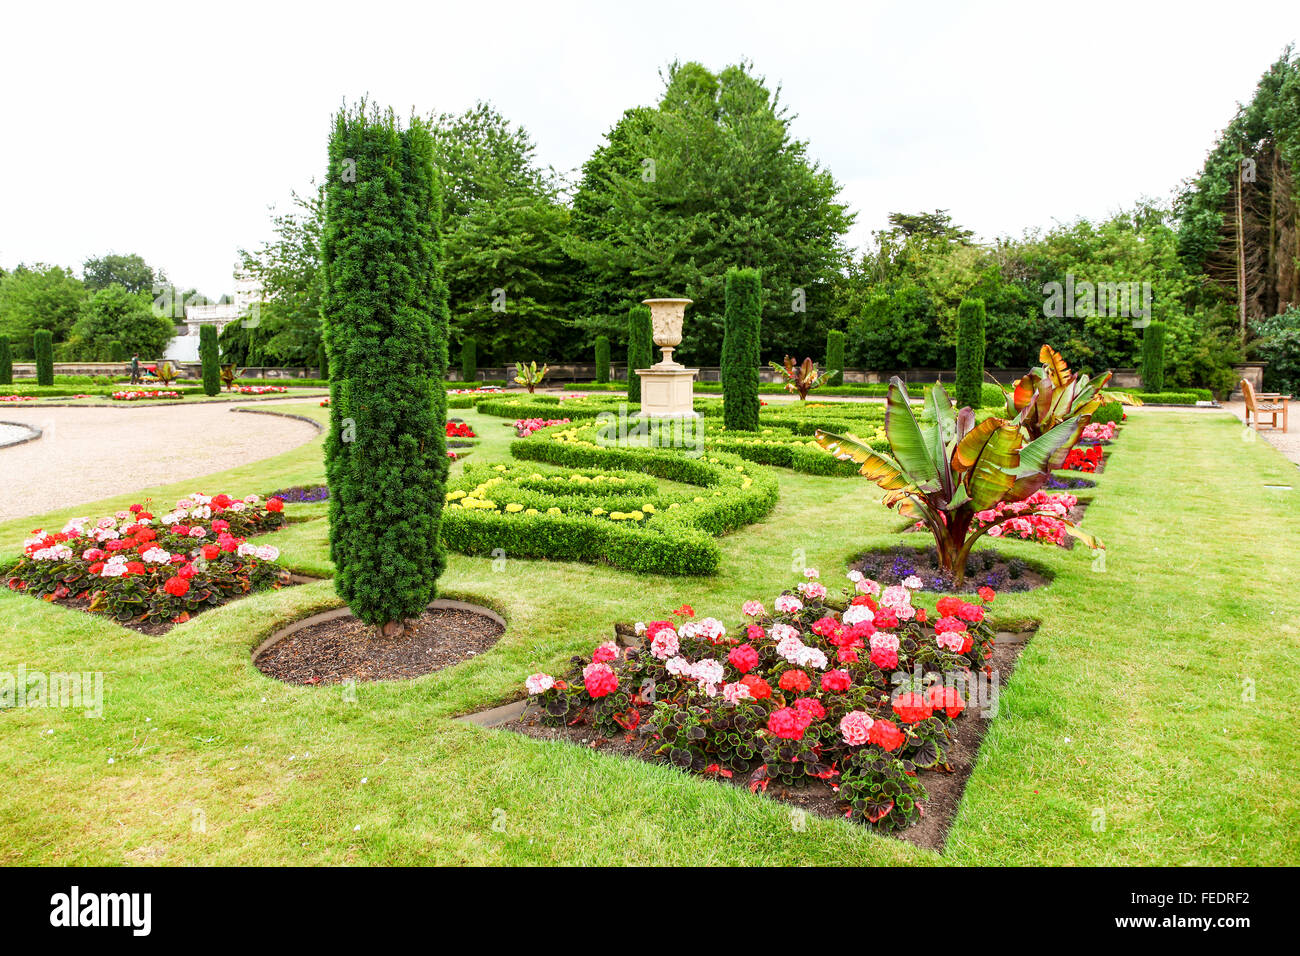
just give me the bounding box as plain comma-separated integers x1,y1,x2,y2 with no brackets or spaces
83,253,164,296
1177,47,1300,336
429,102,578,367
0,264,86,356
68,283,174,359
568,61,853,365
322,104,449,635
236,186,325,366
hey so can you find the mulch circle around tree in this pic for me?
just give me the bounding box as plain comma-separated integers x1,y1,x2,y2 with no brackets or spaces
850,544,1052,593
255,604,504,685
492,630,1035,853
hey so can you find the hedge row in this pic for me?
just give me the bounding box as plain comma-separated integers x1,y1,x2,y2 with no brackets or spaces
439,427,780,575
704,428,870,476
1130,391,1206,405
475,395,630,420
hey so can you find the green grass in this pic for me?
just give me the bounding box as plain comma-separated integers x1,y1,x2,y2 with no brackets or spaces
0,404,1296,865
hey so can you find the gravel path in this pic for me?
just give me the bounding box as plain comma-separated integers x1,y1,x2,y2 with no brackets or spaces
0,402,320,523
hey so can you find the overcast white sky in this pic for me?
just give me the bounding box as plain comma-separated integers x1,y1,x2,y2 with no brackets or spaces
2,0,1296,296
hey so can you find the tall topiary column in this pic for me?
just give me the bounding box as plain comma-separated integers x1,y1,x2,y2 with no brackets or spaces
199,324,220,396
825,329,845,387
0,336,12,385
460,336,477,383
627,305,653,403
33,329,54,386
594,335,610,384
322,105,449,636
1141,321,1166,392
722,267,762,431
954,297,986,410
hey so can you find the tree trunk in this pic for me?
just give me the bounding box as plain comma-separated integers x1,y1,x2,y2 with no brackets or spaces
1236,165,1248,340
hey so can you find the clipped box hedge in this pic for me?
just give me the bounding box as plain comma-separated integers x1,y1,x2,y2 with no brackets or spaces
440,429,779,575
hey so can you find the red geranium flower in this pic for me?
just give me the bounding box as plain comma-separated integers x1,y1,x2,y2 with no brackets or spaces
925,684,966,718
266,497,284,512
820,669,851,693
869,646,898,670
869,719,905,751
728,644,759,674
201,545,220,560
582,662,618,698
740,675,771,699
778,669,811,693
977,586,996,603
164,576,190,597
766,707,812,740
873,608,899,629
892,691,933,723
793,697,826,721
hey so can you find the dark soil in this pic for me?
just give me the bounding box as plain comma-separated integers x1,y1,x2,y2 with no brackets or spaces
496,631,1033,852
256,606,504,684
849,544,1052,593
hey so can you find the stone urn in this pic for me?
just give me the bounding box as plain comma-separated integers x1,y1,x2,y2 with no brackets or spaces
636,297,697,418
643,298,693,368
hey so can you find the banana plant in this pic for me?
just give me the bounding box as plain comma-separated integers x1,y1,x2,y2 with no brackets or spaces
154,361,178,387
816,376,1102,586
1005,345,1140,440
769,356,824,401
219,364,236,391
514,361,549,394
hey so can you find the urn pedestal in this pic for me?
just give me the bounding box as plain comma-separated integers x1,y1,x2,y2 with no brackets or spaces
636,298,698,419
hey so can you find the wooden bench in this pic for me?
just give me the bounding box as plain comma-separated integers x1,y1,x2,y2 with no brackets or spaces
1242,379,1290,432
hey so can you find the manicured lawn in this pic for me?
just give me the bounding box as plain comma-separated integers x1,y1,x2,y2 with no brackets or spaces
0,404,1296,864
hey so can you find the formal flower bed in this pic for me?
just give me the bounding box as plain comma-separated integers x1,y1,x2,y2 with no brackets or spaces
850,544,1048,593
267,484,329,503
111,390,182,401
1061,445,1104,472
522,570,999,831
1044,474,1096,491
236,385,288,394
974,491,1079,546
515,417,571,437
4,493,290,630
1080,421,1117,443
0,395,37,403
447,421,476,439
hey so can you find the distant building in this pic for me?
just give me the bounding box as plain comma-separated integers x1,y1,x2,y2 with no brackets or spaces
164,275,263,361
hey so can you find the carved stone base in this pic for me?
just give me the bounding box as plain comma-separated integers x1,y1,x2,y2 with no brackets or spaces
636,366,698,418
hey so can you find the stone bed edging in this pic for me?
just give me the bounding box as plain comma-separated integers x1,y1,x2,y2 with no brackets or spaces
231,406,325,433
0,420,42,449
